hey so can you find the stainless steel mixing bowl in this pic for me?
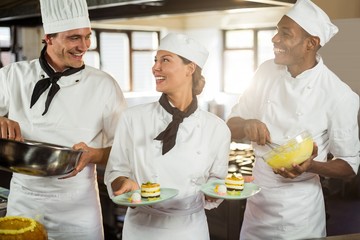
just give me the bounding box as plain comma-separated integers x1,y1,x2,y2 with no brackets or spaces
0,138,83,177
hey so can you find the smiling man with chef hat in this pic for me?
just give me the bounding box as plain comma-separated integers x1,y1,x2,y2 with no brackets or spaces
0,0,126,239
227,0,360,239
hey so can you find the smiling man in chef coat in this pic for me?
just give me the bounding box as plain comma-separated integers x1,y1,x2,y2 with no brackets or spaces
227,0,360,239
0,0,126,239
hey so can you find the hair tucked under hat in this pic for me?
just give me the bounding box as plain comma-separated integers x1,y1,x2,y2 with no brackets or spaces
285,0,338,46
158,33,209,69
40,0,91,34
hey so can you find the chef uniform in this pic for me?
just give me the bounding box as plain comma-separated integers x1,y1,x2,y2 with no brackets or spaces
228,1,360,239
105,33,231,240
0,0,126,239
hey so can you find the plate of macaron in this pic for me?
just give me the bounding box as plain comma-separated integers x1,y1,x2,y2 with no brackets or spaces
111,181,179,207
201,173,261,200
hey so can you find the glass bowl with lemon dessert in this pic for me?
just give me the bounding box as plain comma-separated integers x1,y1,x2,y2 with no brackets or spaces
262,131,314,170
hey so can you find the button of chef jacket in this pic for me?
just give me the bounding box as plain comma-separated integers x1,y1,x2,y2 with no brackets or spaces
277,225,287,231
296,111,303,117
191,178,197,185
155,141,162,149
191,176,205,185
191,177,200,185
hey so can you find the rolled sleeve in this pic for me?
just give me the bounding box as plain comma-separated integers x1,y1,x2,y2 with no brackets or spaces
329,92,360,173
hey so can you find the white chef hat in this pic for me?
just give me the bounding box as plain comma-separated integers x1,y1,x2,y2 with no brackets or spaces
158,33,209,69
40,0,91,34
286,0,338,46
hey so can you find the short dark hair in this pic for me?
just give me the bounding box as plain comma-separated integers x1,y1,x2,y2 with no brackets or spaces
41,33,58,44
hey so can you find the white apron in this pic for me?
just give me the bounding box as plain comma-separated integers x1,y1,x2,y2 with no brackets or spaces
240,159,326,240
122,198,209,240
7,166,103,240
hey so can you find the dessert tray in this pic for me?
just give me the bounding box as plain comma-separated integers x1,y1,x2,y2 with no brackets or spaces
200,180,261,200
111,188,179,207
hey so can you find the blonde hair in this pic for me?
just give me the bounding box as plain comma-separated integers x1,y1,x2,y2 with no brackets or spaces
192,67,205,95
179,56,205,95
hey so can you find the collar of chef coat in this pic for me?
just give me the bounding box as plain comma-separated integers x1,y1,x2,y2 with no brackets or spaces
285,54,323,79
283,54,323,89
34,60,84,88
156,103,201,150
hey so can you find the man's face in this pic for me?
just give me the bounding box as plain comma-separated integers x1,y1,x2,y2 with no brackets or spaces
45,28,91,71
272,16,310,68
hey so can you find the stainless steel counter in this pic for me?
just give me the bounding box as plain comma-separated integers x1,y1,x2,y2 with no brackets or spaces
311,233,360,240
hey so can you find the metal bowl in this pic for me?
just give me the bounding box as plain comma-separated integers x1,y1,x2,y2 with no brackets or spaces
262,131,314,170
0,138,83,177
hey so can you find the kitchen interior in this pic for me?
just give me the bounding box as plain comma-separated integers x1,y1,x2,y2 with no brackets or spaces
0,0,360,239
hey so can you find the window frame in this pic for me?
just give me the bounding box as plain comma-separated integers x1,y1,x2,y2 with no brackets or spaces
222,27,276,94
87,28,160,92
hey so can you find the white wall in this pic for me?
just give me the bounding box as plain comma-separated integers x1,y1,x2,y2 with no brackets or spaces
313,0,360,20
319,18,360,96
19,27,43,61
319,18,360,133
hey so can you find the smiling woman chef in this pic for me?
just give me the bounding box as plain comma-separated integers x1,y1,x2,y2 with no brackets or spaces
0,0,126,239
227,0,360,239
104,33,231,240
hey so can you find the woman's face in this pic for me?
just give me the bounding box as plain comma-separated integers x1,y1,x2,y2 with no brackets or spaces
272,16,310,71
152,50,193,96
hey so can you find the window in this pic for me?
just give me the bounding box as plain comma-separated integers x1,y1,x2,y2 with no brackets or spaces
223,28,276,94
84,29,159,92
131,31,158,92
100,32,130,90
83,30,99,69
0,26,12,67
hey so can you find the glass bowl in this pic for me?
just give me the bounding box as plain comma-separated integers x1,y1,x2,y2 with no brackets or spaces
262,131,314,170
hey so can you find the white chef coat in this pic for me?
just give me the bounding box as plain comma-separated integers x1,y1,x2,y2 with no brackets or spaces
0,59,126,240
228,56,360,240
105,101,231,240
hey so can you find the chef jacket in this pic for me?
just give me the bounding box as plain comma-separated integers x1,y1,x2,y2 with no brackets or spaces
0,59,126,240
228,55,360,240
105,101,231,240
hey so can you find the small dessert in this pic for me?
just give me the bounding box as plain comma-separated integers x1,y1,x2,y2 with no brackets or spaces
214,184,227,196
0,216,48,240
129,192,142,203
225,173,244,196
141,182,161,200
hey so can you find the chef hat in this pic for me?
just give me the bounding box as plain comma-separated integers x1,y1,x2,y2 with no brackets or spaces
40,0,91,34
158,33,209,69
286,0,338,46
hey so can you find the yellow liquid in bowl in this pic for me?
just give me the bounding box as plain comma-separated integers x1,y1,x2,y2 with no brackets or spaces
265,137,313,169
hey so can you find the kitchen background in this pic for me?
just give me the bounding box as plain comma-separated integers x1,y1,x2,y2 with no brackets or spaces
0,0,359,239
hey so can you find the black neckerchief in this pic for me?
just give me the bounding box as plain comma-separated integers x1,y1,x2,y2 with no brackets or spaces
154,93,198,155
30,45,85,115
